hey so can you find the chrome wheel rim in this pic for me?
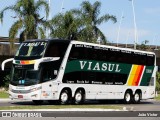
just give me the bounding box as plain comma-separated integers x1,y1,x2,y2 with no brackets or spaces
125,93,131,102
134,93,140,102
75,93,82,102
61,92,68,103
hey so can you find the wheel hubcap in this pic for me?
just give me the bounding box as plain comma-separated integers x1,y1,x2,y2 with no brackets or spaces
125,93,130,102
75,93,82,102
134,93,140,101
61,93,68,102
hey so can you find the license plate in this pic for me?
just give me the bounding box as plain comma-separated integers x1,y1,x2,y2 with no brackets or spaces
18,95,23,98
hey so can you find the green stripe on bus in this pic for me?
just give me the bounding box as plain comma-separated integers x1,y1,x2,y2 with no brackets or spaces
140,66,154,86
65,60,132,74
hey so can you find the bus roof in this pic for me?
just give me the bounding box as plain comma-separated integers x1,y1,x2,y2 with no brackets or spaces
23,39,155,55
24,38,71,42
70,40,155,56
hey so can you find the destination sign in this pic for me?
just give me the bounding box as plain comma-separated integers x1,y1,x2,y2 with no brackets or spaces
22,42,46,47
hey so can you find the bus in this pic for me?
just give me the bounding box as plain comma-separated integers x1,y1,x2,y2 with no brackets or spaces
2,39,157,104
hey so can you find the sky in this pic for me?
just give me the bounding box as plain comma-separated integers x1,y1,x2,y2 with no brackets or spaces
0,0,160,46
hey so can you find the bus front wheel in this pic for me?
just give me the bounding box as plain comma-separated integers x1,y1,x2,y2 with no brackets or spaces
74,90,84,104
59,90,70,105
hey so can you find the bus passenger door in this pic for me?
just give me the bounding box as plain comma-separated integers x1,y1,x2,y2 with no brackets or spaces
40,67,55,100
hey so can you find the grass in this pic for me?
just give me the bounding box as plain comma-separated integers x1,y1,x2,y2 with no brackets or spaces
0,91,9,98
155,94,160,100
0,105,122,110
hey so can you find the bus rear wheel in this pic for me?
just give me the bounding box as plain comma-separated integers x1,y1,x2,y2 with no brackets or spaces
133,92,141,104
59,90,70,105
74,90,84,104
124,91,132,104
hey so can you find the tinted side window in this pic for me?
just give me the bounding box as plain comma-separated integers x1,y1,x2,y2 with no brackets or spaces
40,62,59,82
45,42,69,58
68,44,155,66
146,56,155,66
69,46,83,60
68,44,92,60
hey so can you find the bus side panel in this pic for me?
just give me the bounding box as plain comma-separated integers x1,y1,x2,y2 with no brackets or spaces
92,85,124,100
141,66,157,99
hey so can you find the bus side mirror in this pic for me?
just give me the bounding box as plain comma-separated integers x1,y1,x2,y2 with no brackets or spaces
1,58,14,71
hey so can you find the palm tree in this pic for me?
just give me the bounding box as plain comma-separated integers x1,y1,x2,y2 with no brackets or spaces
50,11,82,40
72,1,117,44
0,0,49,45
137,40,150,50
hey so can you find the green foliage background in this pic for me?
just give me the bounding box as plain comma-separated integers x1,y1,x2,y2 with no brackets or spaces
156,72,160,91
2,74,10,90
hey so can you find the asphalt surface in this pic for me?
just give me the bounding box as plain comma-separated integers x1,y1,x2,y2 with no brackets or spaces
0,99,160,111
0,99,160,119
0,118,160,120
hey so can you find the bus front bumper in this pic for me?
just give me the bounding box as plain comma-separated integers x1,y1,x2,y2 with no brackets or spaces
9,90,41,100
8,85,42,100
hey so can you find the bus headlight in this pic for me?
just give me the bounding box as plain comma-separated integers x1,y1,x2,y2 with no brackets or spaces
30,86,42,92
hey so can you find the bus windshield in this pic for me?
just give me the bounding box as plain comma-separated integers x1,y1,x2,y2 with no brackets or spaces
15,41,47,57
10,68,39,86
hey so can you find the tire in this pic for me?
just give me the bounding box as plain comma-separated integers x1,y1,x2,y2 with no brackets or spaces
32,100,43,105
124,91,132,104
133,92,141,104
74,90,84,104
59,90,70,105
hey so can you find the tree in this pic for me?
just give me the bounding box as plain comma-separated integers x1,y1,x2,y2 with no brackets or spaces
137,40,150,50
156,72,160,91
72,1,117,44
0,0,49,45
50,11,82,40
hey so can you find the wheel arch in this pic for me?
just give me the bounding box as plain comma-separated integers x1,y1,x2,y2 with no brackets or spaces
60,87,72,98
125,89,133,96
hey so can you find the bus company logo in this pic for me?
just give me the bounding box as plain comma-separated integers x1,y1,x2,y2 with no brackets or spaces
146,69,152,73
79,61,121,72
15,65,23,68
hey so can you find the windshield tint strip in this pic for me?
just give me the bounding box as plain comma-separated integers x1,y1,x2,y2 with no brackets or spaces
15,60,35,65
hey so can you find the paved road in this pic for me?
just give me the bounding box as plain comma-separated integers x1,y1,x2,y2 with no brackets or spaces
0,99,160,120
0,117,160,120
0,99,160,111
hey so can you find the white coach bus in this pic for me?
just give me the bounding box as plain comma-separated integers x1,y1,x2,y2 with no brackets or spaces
2,39,157,104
